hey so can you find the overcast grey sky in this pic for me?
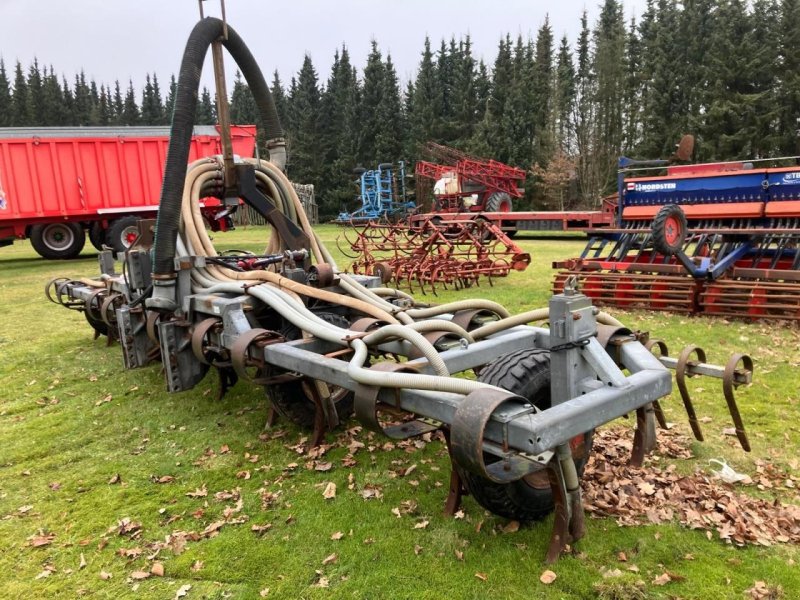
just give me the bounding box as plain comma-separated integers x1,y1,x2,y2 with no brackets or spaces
0,0,647,93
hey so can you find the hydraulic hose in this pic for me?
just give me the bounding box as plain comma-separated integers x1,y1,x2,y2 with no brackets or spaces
150,17,286,302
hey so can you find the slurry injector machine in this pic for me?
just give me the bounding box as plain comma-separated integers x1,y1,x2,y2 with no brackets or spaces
46,16,753,563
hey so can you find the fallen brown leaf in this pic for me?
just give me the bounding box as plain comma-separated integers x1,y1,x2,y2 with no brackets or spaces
29,532,55,547
99,571,112,580
108,474,121,485
540,569,557,584
175,584,191,598
653,572,671,586
502,520,520,533
322,553,338,566
151,562,164,577
475,572,488,581
323,482,337,500
130,570,151,580
331,531,344,540
185,485,207,498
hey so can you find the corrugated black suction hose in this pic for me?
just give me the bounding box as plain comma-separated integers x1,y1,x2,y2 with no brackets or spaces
149,17,285,308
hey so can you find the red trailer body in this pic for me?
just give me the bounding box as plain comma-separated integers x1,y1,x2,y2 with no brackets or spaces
0,125,256,258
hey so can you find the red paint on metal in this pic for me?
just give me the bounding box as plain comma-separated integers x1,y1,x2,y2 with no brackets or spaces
0,126,256,240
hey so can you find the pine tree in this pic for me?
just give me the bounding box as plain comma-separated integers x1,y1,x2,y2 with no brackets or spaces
11,61,30,126
73,71,92,125
703,0,762,158
229,71,257,124
97,85,111,125
165,74,177,122
553,36,576,153
592,0,627,191
777,0,800,155
317,47,360,217
531,17,555,167
288,55,322,186
0,60,12,127
27,58,44,125
270,70,289,130
121,79,139,125
112,80,124,123
450,36,478,147
408,37,439,157
196,87,216,125
621,16,642,154
41,66,66,125
574,11,601,205
358,41,386,162
62,76,74,123
374,54,404,162
152,74,165,124
638,0,683,158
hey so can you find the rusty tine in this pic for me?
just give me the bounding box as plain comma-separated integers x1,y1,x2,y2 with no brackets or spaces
643,339,670,429
722,353,753,452
675,345,707,442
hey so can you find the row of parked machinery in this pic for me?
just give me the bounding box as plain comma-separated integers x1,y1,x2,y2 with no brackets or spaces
46,15,753,564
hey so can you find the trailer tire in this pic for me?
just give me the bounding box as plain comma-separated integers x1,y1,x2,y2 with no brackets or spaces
484,191,513,213
266,312,354,429
89,222,106,251
459,349,593,522
106,216,141,254
652,204,687,256
30,222,86,259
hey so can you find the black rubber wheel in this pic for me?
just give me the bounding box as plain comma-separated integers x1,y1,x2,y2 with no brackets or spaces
484,191,513,213
88,222,106,251
105,216,141,254
266,312,354,429
460,349,594,522
29,222,86,259
652,204,687,256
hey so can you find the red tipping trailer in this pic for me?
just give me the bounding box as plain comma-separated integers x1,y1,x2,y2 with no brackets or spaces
0,125,256,258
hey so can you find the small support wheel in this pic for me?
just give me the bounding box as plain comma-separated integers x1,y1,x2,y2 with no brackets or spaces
652,204,687,256
458,349,593,522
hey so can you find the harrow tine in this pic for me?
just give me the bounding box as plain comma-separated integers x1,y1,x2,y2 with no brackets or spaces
643,339,670,429
675,345,707,442
722,353,753,452
630,403,657,467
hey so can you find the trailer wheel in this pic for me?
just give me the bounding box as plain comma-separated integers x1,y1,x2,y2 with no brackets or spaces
266,312,354,429
30,222,86,259
652,204,687,256
459,349,593,522
484,191,512,213
88,222,106,251
105,216,141,254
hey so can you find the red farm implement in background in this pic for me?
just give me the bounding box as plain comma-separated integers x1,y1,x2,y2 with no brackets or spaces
413,142,526,215
411,142,616,236
0,125,256,259
554,136,800,320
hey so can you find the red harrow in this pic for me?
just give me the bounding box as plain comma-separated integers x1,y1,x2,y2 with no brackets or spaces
555,144,800,320
340,215,530,294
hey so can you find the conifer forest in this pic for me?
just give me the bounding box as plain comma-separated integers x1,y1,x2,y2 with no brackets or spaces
2,0,798,219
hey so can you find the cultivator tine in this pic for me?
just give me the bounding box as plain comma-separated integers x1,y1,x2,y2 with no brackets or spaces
675,345,707,441
545,446,585,564
643,339,670,429
630,404,657,467
722,353,753,451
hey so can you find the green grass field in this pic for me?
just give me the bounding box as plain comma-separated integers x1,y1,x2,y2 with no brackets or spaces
1,224,798,599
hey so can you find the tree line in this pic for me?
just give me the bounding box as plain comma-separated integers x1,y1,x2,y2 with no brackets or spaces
2,0,798,219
